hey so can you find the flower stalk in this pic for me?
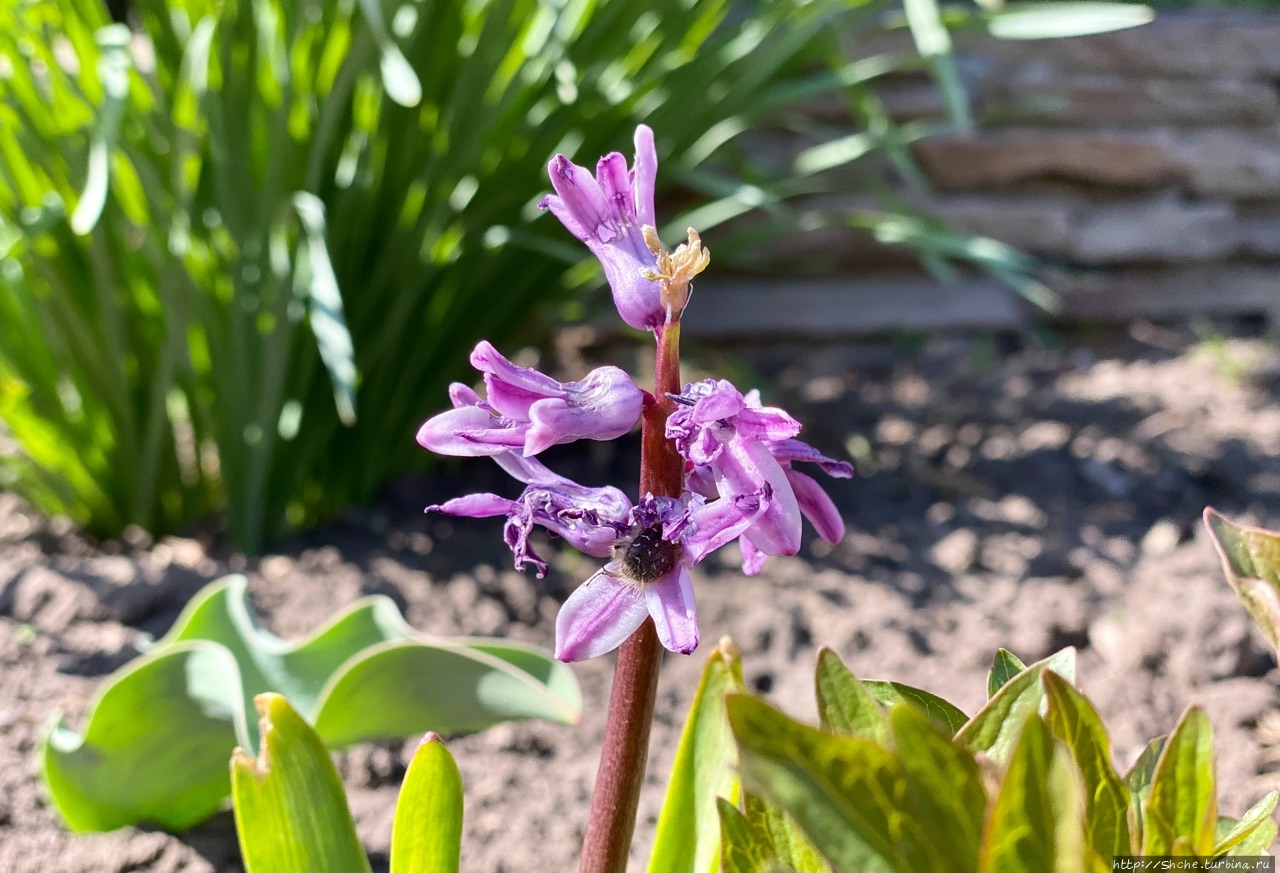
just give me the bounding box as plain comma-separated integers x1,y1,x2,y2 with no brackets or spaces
579,323,683,873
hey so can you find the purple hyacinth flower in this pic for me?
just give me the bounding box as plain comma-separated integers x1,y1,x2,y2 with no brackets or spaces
539,126,661,331
427,458,632,578
667,379,803,558
416,341,643,458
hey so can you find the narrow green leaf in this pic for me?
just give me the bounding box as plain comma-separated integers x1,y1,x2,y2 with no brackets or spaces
70,25,133,235
861,680,968,736
1042,671,1131,864
987,649,1026,699
293,193,358,426
979,714,1086,873
744,793,830,873
391,734,463,873
1204,508,1280,655
956,648,1076,766
354,0,422,107
1230,816,1276,857
231,693,371,873
985,3,1154,40
649,638,746,873
1213,792,1277,857
814,647,888,742
726,693,939,872
1141,706,1217,857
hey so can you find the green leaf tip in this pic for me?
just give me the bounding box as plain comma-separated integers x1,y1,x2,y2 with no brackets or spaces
231,694,371,873
392,731,463,873
1205,507,1280,654
42,575,578,833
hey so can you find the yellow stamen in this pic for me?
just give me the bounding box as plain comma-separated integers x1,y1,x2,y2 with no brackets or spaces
638,226,710,324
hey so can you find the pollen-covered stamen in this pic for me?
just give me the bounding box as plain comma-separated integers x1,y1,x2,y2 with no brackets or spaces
638,226,710,324
610,524,679,584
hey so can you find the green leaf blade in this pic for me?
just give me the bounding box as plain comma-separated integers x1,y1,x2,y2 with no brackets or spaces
987,649,1026,699
231,693,371,873
1042,671,1131,864
979,714,1086,873
391,734,464,873
956,647,1076,765
1141,706,1218,857
649,638,747,873
814,647,889,742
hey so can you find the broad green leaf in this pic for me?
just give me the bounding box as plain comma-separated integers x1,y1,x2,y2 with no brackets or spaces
43,576,578,832
231,694,371,873
1213,792,1277,857
1126,735,1166,844
1205,509,1280,654
956,648,1076,766
744,793,830,873
718,799,772,873
391,734,463,873
979,714,1086,873
1141,706,1217,856
986,3,1154,40
649,637,746,873
891,706,987,871
987,649,1026,699
1042,672,1131,864
726,693,940,872
862,680,967,735
814,647,888,742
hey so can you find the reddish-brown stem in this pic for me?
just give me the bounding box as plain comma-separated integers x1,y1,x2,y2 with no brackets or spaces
578,323,684,873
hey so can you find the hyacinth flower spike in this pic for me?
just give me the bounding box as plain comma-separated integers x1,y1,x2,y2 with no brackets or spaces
416,341,643,458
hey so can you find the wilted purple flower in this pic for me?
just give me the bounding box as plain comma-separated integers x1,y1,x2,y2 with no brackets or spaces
539,125,708,331
667,379,803,559
427,457,632,578
417,341,643,458
429,444,774,661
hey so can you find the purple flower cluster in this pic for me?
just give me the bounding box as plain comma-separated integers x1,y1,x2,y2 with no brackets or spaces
416,126,850,663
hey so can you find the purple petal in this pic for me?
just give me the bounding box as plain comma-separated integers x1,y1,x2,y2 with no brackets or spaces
739,535,767,576
471,341,562,397
633,125,657,228
785,468,844,543
690,380,745,424
492,451,570,486
417,406,526,457
555,567,650,662
686,464,718,499
547,154,614,243
716,440,801,556
679,487,771,565
539,193,590,243
644,564,698,655
428,493,517,518
594,244,663,331
597,152,635,222
768,438,854,478
523,365,643,455
448,382,484,408
735,406,802,443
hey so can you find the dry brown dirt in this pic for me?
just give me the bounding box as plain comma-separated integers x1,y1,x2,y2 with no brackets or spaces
2,321,1280,872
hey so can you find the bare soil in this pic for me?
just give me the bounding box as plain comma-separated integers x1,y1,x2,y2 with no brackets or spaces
3,320,1280,873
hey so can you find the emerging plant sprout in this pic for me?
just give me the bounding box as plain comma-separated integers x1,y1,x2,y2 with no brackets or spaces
416,124,851,869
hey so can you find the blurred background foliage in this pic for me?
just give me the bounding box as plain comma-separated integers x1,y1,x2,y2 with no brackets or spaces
0,0,1149,551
